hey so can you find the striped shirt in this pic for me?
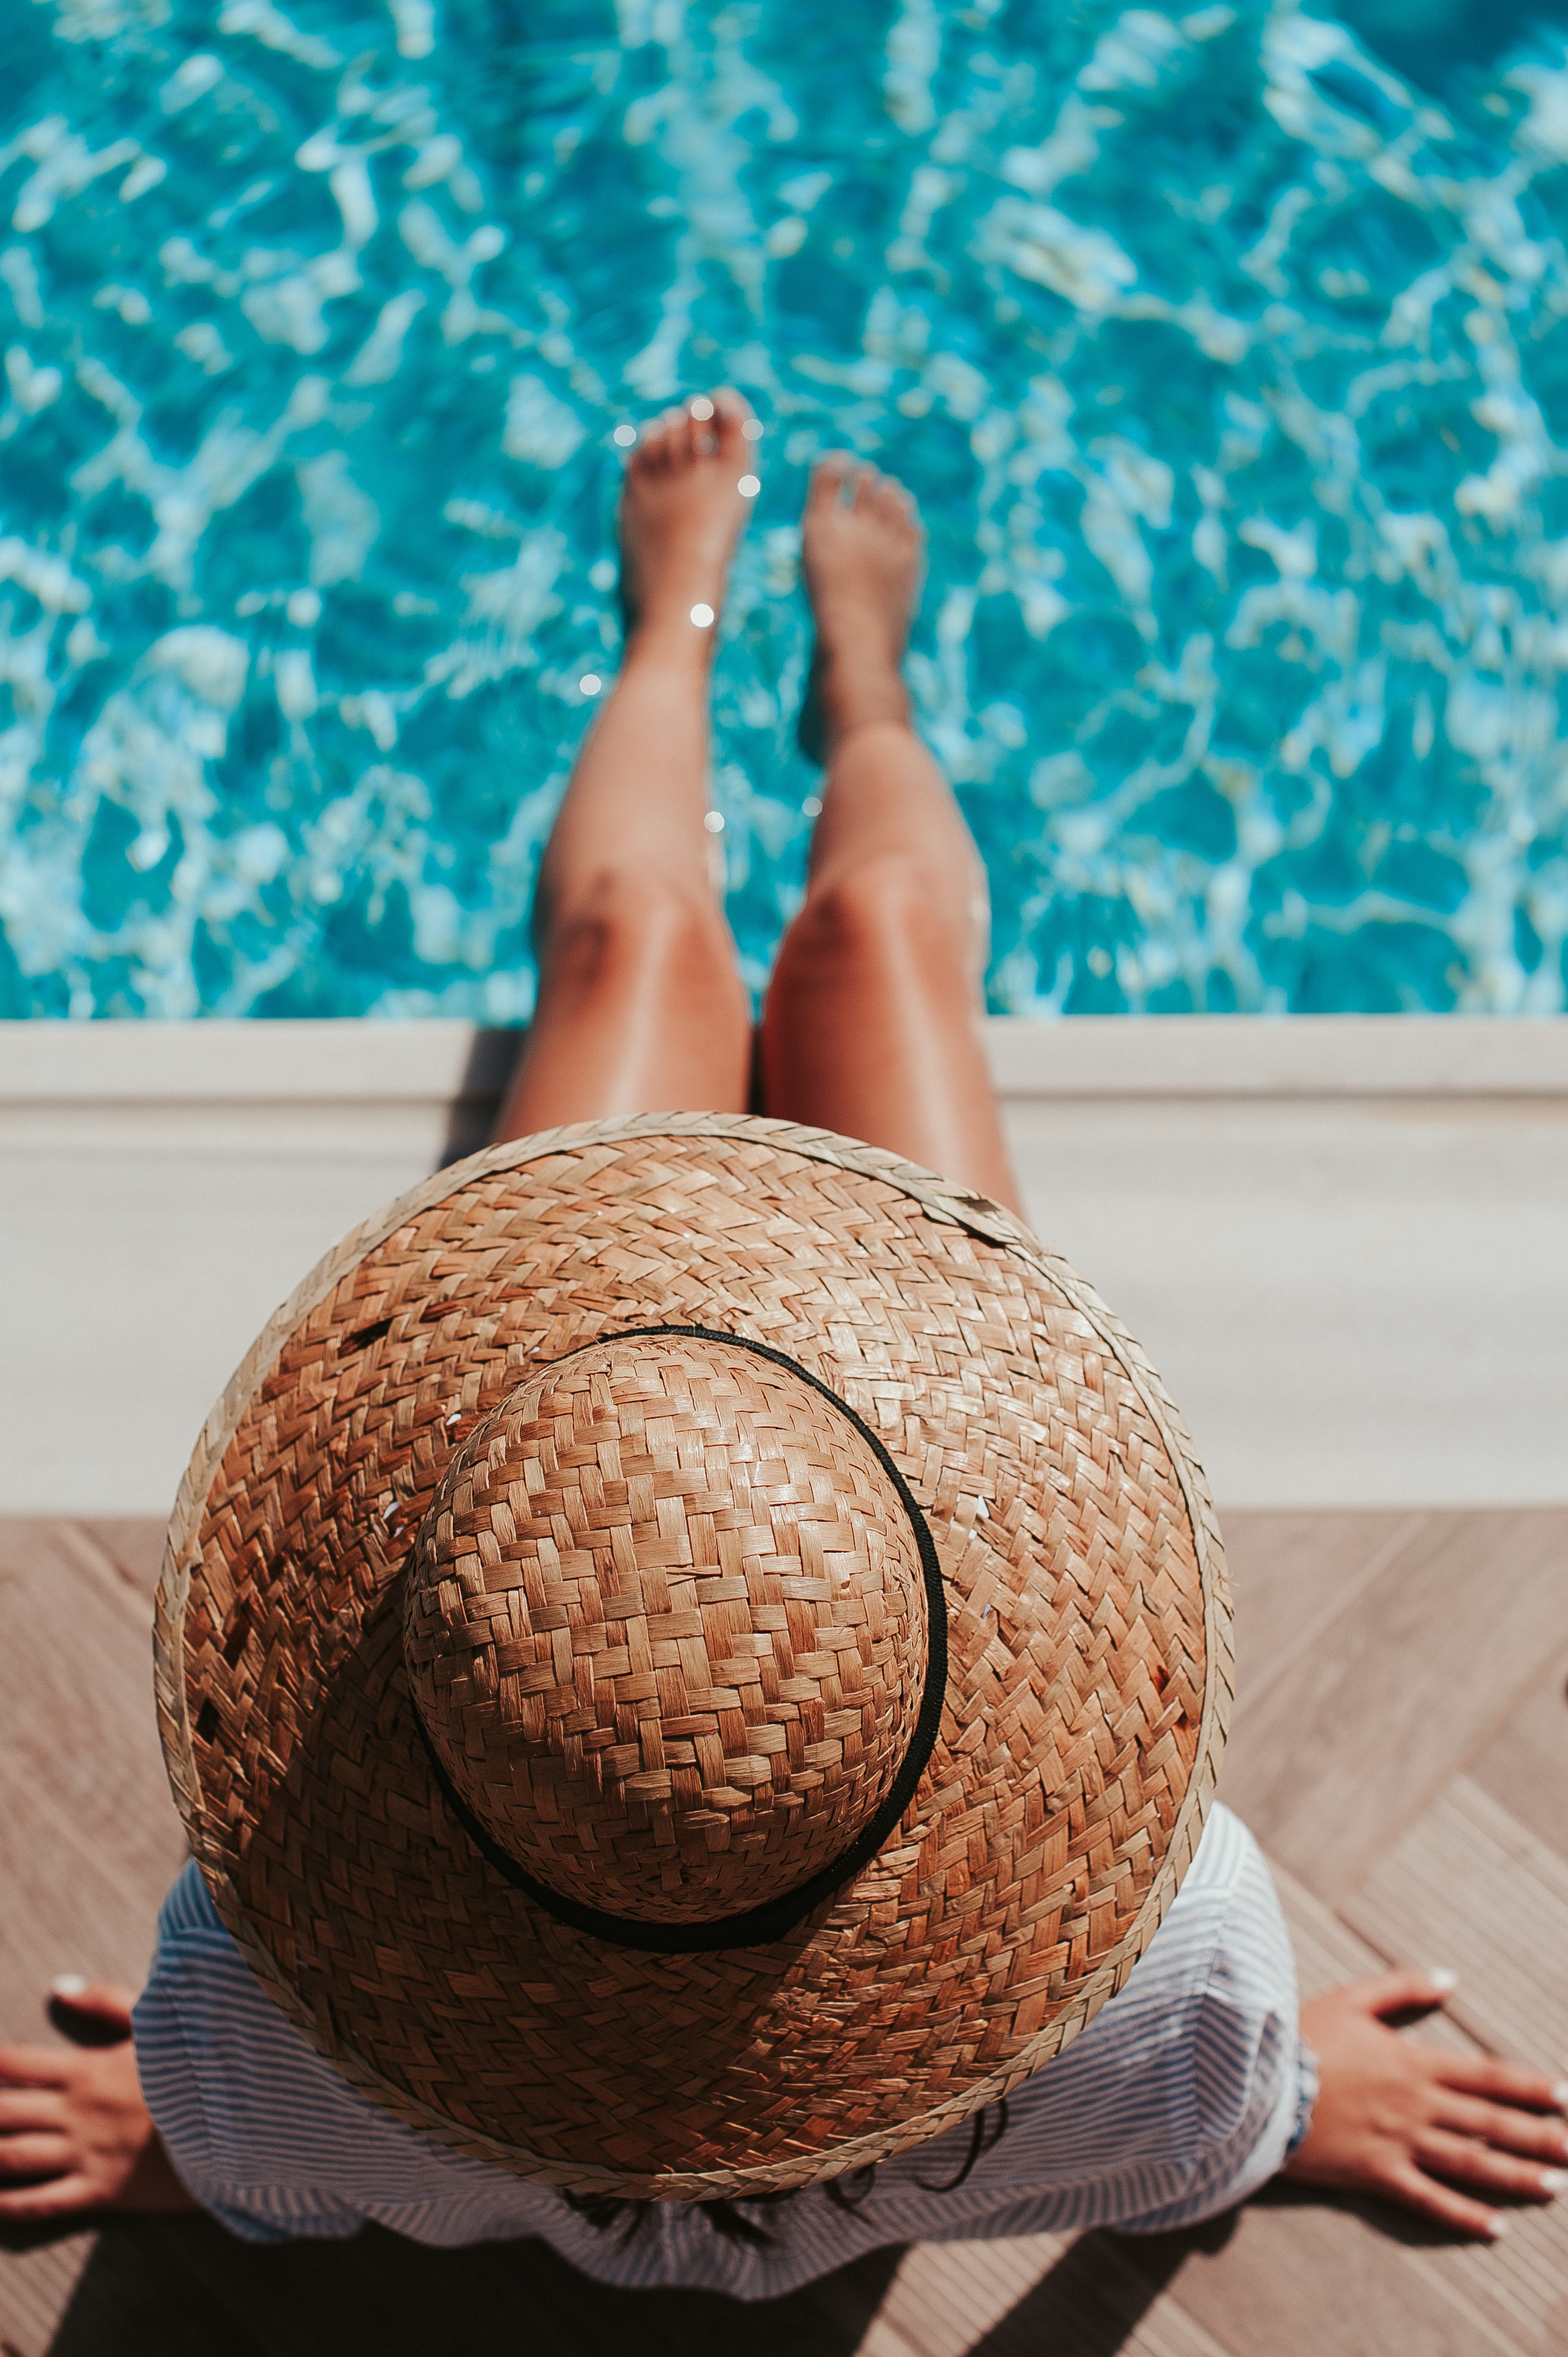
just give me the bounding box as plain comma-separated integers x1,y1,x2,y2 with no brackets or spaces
132,1804,1313,2296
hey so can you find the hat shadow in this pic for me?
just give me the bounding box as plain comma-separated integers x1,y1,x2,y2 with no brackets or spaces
437,1028,522,1166
40,2214,906,2357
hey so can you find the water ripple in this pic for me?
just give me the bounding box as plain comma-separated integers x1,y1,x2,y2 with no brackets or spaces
0,0,1565,1017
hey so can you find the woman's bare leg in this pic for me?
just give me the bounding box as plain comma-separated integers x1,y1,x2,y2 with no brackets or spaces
761,458,1023,1214
494,394,756,1142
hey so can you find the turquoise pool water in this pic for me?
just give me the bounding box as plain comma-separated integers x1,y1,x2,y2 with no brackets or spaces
2,0,1567,1019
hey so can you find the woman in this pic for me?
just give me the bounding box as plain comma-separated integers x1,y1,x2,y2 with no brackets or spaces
2,393,1561,2268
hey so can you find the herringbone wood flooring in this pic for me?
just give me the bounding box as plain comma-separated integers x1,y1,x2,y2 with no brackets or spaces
4,1511,1567,2357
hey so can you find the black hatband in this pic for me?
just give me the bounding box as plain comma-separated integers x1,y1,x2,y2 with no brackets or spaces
408,1324,947,1955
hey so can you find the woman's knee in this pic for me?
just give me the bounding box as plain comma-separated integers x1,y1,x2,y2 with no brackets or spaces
542,866,742,1006
777,852,970,994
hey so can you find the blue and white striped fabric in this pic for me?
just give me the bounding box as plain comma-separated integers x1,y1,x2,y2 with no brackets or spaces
132,1804,1313,2297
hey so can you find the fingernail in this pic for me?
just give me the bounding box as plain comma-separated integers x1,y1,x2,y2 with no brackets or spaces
1426,1968,1459,1993
49,1974,89,1998
1541,2170,1568,2197
1485,2214,1510,2239
1554,2079,1568,2112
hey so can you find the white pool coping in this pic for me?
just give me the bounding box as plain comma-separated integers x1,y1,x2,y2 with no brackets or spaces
3,1016,1565,1515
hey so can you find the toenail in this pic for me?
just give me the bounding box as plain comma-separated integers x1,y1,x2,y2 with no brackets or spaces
613,424,636,447
742,418,764,440
50,1975,89,1997
738,474,760,497
690,603,715,628
689,396,715,421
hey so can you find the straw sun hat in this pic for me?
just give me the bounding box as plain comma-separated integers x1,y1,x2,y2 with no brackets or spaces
156,1113,1230,2202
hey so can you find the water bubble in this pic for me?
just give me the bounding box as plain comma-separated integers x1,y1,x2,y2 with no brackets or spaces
738,474,761,497
613,423,636,447
579,672,602,695
690,603,715,628
704,811,725,833
689,396,714,420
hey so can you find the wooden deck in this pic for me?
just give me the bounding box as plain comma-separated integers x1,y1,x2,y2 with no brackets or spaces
4,1508,1567,2356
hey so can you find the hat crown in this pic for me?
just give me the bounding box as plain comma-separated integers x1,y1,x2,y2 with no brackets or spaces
403,1334,930,1924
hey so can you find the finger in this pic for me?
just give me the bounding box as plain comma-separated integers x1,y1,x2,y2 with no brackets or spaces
1386,2160,1505,2240
1435,2053,1568,2114
1343,1970,1459,2022
1435,2090,1568,2160
0,2090,66,2131
0,2132,71,2179
1417,2129,1568,2202
0,2046,67,2090
47,1978,135,2049
0,2171,99,2221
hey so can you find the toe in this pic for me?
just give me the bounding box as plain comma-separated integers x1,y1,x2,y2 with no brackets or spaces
809,453,856,509
711,389,755,459
636,411,679,471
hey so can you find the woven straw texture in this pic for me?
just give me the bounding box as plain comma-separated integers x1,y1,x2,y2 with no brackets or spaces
156,1113,1231,2201
405,1334,932,1922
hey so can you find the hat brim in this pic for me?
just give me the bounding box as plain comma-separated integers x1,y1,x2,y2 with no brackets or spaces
156,1114,1230,2200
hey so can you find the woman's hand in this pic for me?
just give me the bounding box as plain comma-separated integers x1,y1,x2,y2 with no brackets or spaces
1285,1971,1568,2238
0,1980,197,2221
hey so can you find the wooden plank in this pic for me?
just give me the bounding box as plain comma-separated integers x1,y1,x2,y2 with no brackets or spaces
5,1509,1567,2357
1153,1850,1568,2356
0,1521,186,1914
1217,1511,1568,1898
1305,1796,1568,2352
1339,1779,1568,2090
75,1518,168,1606
1221,1511,1426,1710
141,2216,907,2357
42,2222,264,2357
1149,2198,1528,2357
1468,1655,1568,1870
856,2233,1067,2357
0,2236,94,2357
903,2230,1234,2357
0,1775,176,2025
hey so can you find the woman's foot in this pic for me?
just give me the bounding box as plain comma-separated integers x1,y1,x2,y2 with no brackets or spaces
1285,1971,1568,2238
619,391,759,654
0,1980,197,2221
799,456,925,761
